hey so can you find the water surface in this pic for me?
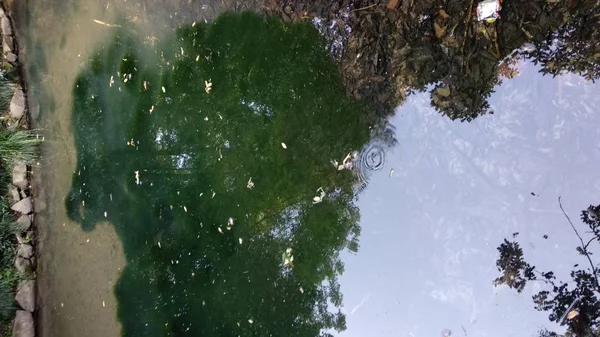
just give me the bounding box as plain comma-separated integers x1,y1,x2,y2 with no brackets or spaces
14,1,600,337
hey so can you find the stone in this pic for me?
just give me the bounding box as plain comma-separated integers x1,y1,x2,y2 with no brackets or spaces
15,280,35,312
1,16,12,36
12,162,27,188
17,244,33,259
12,310,34,337
9,88,25,119
11,197,32,214
16,215,31,232
5,52,17,63
2,35,13,53
8,185,20,203
14,256,31,274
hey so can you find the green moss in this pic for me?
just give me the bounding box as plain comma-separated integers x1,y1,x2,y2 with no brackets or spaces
68,12,371,336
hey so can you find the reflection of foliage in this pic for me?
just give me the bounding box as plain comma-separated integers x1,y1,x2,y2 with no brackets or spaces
267,0,600,122
67,12,370,337
526,0,600,81
498,55,520,80
494,239,535,293
494,200,600,337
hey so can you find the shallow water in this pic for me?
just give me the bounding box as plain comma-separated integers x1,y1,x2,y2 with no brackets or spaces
13,1,600,337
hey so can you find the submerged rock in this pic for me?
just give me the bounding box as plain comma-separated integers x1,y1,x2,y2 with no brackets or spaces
9,88,25,118
12,310,34,337
15,280,35,312
11,197,32,214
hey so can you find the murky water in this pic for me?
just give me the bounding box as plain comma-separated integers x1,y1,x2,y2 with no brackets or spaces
11,1,600,337
15,1,261,336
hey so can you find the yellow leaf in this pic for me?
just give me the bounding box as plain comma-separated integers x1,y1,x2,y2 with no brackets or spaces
439,9,450,19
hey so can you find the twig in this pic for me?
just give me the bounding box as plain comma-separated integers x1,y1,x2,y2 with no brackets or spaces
584,236,597,250
559,196,600,292
350,3,378,12
93,19,121,28
460,0,476,53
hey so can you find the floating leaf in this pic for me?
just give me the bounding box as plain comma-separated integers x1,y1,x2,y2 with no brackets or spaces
436,86,451,97
434,22,446,38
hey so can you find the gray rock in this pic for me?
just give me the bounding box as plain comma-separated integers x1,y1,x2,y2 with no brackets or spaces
16,215,31,232
14,256,31,274
9,88,25,119
12,310,34,337
2,35,13,53
1,16,12,36
11,197,32,214
12,163,27,189
8,185,20,204
15,280,35,312
5,52,17,63
17,244,33,259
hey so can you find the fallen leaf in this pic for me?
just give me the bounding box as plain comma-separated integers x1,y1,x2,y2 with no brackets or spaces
436,86,451,97
387,0,400,8
434,22,446,38
439,9,450,19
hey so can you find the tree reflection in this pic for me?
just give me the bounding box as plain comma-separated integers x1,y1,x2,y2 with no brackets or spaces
66,13,371,336
269,0,600,121
494,200,600,337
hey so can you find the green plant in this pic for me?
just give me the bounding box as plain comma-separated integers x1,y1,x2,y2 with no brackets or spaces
0,70,12,114
0,282,14,322
0,129,42,167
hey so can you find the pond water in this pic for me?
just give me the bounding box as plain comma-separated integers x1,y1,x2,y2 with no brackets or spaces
13,0,600,337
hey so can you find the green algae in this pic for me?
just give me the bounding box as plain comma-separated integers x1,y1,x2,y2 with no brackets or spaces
67,12,371,337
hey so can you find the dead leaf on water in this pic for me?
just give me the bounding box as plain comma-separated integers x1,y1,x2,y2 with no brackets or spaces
436,86,451,97
434,22,446,38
